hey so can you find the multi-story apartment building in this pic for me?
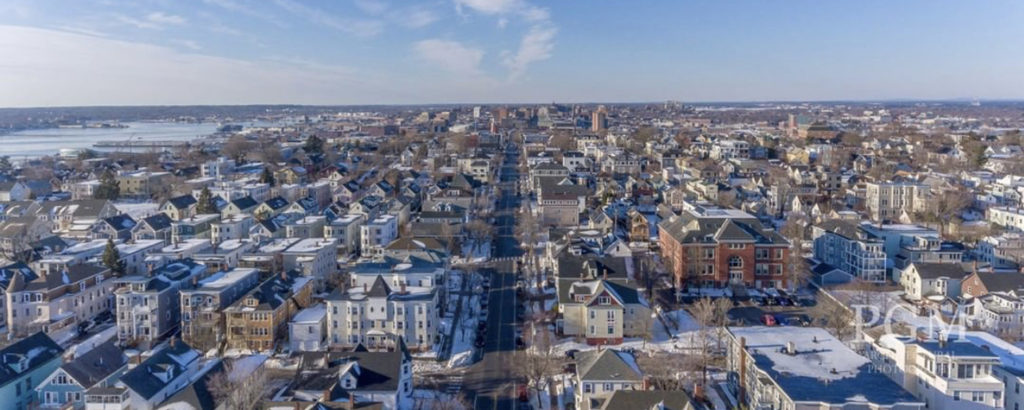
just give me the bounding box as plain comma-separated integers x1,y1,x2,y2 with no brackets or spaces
988,206,1024,233
658,204,790,289
114,259,206,348
115,171,171,198
963,289,1024,339
976,233,1024,270
281,238,338,289
223,271,314,351
326,276,440,350
325,213,365,256
558,279,649,345
812,219,888,283
361,215,398,256
859,224,964,276
866,334,1004,410
728,326,923,410
865,181,929,222
179,267,260,352
285,215,326,239
5,264,113,340
349,256,445,290
170,214,219,243
710,139,750,161
210,214,254,243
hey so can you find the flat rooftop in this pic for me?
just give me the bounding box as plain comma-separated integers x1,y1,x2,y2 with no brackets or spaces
730,326,919,406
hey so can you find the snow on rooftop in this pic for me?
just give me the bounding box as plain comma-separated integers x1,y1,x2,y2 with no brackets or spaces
284,238,336,253
730,327,867,381
198,268,257,289
292,303,326,323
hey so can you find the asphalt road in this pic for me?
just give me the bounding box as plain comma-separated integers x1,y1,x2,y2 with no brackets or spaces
464,146,525,410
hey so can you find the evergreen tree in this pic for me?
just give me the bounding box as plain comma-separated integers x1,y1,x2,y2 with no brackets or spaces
93,170,120,200
102,239,126,275
196,187,218,214
0,156,12,174
260,167,276,186
303,135,324,155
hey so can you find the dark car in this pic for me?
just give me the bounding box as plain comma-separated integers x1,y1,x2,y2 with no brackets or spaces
752,296,767,306
565,349,579,359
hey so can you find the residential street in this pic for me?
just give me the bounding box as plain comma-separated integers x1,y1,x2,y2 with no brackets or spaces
465,145,525,410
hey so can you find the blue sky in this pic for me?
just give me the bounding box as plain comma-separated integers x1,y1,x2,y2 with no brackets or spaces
0,0,1022,107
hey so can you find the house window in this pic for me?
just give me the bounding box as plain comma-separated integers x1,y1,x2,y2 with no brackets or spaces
598,296,610,305
583,383,592,393
728,256,743,269
604,383,613,391
607,325,614,335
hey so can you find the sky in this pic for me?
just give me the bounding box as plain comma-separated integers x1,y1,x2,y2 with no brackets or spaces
1,0,1023,107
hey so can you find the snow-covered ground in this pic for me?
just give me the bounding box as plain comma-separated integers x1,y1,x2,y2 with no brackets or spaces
454,240,491,264
549,308,704,355
412,390,470,410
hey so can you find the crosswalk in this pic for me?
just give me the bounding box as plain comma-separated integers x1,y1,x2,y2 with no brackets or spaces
492,256,519,262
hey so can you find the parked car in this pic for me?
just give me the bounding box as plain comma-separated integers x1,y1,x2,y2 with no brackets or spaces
565,349,579,359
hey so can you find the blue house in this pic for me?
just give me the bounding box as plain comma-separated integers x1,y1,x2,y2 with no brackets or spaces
35,340,126,408
0,332,64,410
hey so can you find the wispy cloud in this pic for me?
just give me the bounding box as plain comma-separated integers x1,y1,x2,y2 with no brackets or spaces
171,39,202,50
201,0,288,28
146,12,186,26
273,0,383,37
413,39,485,76
0,25,390,107
395,8,440,29
453,0,555,80
502,24,555,80
114,12,187,30
354,0,389,16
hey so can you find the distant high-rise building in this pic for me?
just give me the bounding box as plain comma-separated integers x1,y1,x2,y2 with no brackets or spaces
591,106,607,132
473,106,481,119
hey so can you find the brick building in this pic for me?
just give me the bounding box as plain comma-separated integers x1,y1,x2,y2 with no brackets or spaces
658,204,790,289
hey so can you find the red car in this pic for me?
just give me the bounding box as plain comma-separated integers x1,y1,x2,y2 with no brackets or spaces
761,314,777,326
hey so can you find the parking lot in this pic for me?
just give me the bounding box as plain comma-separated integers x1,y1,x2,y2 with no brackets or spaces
678,287,823,327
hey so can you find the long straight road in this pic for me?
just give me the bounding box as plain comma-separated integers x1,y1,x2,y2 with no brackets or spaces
464,145,525,410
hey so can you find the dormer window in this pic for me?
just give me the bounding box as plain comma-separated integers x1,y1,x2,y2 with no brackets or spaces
598,296,610,305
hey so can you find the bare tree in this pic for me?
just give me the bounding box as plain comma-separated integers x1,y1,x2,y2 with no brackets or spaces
208,358,268,409
688,297,730,390
813,299,855,341
513,321,558,406
221,135,253,163
637,352,691,391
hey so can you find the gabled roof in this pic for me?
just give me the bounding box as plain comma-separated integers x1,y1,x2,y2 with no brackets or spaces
575,349,642,381
140,213,173,231
263,196,290,210
102,214,137,231
0,332,63,388
600,390,694,410
121,341,199,400
230,196,258,210
166,195,197,210
973,272,1024,294
367,275,392,298
61,341,126,389
908,262,966,280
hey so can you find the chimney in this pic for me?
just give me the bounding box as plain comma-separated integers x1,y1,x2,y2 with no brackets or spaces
348,392,356,410
280,270,287,281
938,331,948,348
693,383,705,400
322,388,332,402
400,282,407,294
363,283,368,293
169,336,177,348
973,260,978,275
785,341,797,355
